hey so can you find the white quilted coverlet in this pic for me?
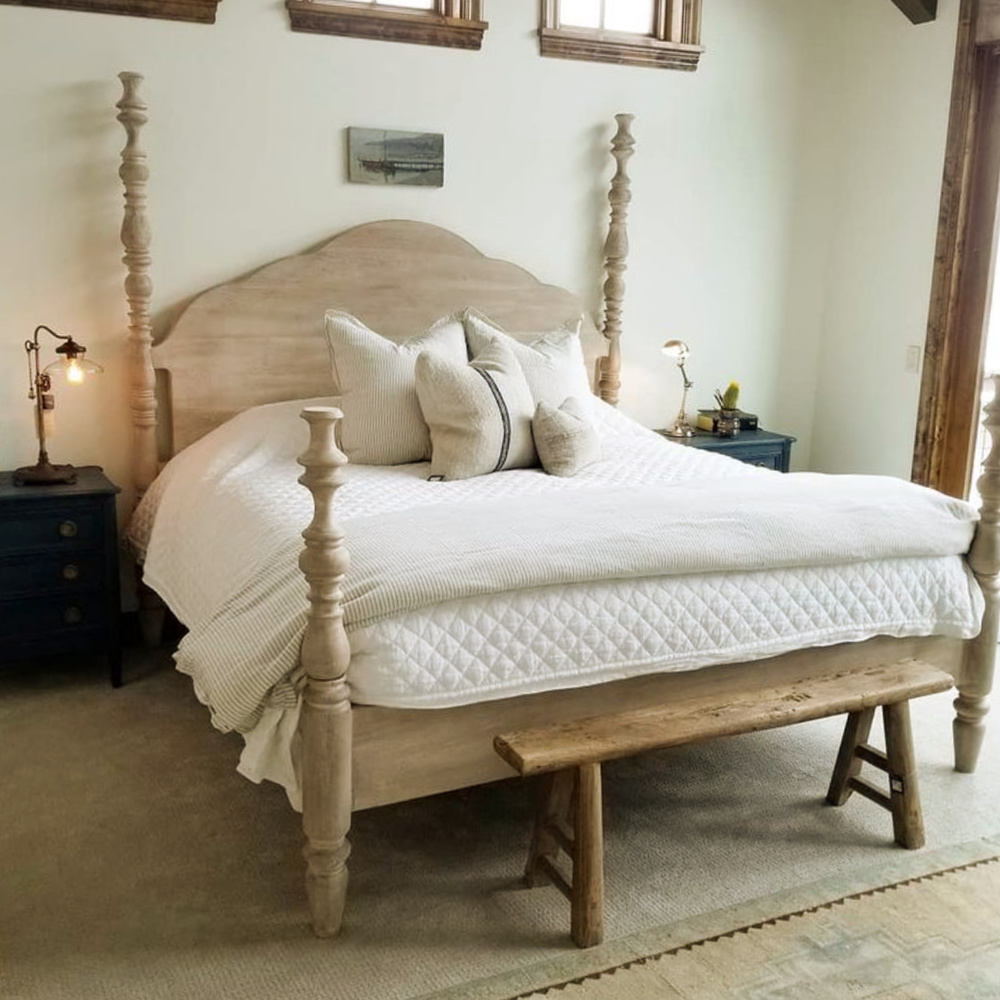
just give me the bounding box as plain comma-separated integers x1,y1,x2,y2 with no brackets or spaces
131,397,984,803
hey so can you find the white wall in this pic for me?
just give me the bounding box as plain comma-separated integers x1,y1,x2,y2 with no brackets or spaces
0,0,958,507
808,0,959,477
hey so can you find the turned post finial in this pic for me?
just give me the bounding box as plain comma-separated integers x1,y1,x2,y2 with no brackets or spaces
117,71,158,499
599,113,634,406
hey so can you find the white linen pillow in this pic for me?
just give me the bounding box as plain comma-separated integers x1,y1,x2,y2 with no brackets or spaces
324,310,466,465
533,396,601,477
414,339,537,481
463,308,593,409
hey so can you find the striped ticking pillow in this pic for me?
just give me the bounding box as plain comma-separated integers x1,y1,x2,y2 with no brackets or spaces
414,339,538,481
323,310,467,465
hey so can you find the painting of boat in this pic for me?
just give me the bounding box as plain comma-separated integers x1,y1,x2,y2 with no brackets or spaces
348,127,444,187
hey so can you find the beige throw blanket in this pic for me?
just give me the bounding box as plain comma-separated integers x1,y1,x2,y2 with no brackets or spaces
342,473,978,630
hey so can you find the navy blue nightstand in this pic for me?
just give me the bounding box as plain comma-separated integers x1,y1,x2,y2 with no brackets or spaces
0,466,122,685
657,428,796,472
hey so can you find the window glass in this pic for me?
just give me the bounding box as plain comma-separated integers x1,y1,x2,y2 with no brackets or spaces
604,0,654,33
560,0,601,28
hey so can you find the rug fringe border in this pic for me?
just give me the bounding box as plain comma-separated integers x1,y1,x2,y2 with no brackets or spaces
507,853,1000,998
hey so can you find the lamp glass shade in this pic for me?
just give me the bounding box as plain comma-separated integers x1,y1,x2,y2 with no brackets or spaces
44,354,104,384
661,339,690,362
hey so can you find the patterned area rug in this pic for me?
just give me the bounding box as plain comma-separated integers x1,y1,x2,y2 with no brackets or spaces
504,854,1000,999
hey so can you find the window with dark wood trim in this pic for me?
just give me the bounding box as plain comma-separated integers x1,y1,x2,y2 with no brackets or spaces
287,0,487,49
539,0,702,71
0,0,220,22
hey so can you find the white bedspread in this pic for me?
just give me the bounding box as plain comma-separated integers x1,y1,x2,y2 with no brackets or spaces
130,396,984,805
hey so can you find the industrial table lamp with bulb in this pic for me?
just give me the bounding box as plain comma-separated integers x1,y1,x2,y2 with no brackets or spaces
15,324,104,486
661,338,694,438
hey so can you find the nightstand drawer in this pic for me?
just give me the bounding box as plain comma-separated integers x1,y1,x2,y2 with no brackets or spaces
0,504,106,554
730,448,784,471
0,591,110,640
0,551,106,598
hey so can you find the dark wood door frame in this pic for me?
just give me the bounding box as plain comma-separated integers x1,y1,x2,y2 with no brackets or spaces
913,0,1000,497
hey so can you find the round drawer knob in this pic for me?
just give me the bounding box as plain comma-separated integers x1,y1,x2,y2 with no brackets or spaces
63,605,84,625
58,520,78,539
62,563,80,582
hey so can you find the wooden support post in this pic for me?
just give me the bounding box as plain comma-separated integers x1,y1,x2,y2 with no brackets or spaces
298,407,352,938
956,373,1000,771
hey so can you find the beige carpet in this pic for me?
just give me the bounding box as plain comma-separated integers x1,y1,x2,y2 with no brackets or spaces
3,646,1000,1000
506,856,1000,999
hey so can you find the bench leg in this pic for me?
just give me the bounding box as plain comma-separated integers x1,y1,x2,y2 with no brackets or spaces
827,702,925,850
884,700,925,850
571,763,604,949
827,707,875,806
525,770,574,888
524,765,605,948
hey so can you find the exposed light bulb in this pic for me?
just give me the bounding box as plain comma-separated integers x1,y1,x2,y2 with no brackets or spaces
65,357,85,384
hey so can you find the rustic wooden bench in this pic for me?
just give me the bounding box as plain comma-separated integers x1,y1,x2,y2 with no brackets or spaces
493,659,954,948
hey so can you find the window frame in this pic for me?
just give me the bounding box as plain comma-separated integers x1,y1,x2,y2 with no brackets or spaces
286,0,487,49
0,0,220,22
539,0,703,71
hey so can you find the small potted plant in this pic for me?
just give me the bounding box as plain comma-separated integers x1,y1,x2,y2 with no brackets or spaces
714,381,741,437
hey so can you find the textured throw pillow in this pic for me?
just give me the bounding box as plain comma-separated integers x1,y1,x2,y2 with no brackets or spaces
533,396,601,477
414,339,537,481
463,308,593,409
323,310,466,465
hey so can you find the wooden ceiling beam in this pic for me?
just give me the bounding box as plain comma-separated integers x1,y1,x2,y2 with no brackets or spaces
890,0,938,24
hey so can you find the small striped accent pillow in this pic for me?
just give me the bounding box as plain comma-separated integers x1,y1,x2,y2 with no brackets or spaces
414,339,538,481
324,310,467,465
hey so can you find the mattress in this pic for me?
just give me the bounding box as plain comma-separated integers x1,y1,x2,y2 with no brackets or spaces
130,396,984,805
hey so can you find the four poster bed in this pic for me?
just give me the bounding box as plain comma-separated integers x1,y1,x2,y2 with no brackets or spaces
116,71,1000,940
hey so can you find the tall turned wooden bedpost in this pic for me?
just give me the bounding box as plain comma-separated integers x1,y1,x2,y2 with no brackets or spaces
118,71,165,647
956,373,1000,771
298,407,353,937
117,71,158,499
598,113,634,406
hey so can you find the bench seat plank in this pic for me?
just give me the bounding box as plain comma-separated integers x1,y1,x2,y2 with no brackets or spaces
494,659,953,776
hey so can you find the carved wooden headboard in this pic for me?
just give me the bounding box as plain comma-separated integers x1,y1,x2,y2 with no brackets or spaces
154,220,606,454
117,71,634,496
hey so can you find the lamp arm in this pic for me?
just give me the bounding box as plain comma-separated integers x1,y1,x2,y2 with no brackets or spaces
32,324,73,349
